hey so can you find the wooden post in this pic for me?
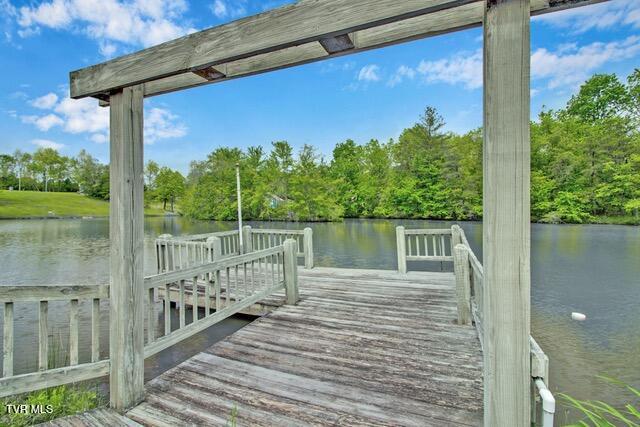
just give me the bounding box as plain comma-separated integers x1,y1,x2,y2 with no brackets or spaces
396,226,407,274
483,0,531,425
453,244,471,325
109,85,145,411
207,236,222,261
283,239,299,304
303,227,314,269
451,225,462,247
242,226,252,254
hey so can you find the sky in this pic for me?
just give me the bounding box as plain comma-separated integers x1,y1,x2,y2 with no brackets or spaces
0,0,639,174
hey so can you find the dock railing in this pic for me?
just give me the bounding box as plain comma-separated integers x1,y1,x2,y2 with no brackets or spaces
395,226,453,274
155,226,313,273
453,225,555,427
0,240,300,399
0,285,110,398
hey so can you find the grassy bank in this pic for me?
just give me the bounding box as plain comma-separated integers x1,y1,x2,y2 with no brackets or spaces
0,190,167,218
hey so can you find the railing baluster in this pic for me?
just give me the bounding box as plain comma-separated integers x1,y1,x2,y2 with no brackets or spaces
441,235,446,256
243,263,248,298
215,270,221,310
91,298,100,362
205,273,211,316
226,267,231,306
147,288,155,344
179,280,186,329
3,302,14,377
251,260,256,294
193,275,199,323
69,299,79,365
38,301,48,371
234,265,239,301
164,283,171,335
271,254,276,286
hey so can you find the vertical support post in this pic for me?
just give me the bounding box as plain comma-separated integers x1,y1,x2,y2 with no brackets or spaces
242,226,252,254
483,0,531,425
396,226,407,274
236,163,243,253
453,244,471,325
451,225,462,247
303,227,314,269
208,236,222,260
283,239,299,304
109,85,145,411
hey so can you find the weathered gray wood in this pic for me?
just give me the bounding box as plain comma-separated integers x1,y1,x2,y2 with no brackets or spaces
242,225,253,254
46,408,142,427
145,245,282,289
404,228,452,235
109,85,145,411
69,299,79,366
283,239,300,304
530,336,549,384
0,360,110,399
0,285,109,302
453,244,471,325
483,0,531,425
91,298,100,363
303,227,314,269
70,0,476,98
84,0,602,102
147,288,155,344
144,282,284,358
396,226,407,273
39,301,48,371
3,302,13,377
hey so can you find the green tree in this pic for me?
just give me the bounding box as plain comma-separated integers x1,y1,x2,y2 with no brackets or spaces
155,167,185,211
13,150,32,191
31,148,66,192
565,73,630,122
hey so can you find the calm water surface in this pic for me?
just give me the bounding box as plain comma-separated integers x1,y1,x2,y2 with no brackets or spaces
0,217,638,412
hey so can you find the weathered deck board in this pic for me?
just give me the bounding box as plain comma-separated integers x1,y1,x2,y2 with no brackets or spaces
130,267,483,426
40,408,141,426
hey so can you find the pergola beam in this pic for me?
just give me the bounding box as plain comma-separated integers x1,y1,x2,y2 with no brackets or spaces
71,0,482,99
93,0,604,105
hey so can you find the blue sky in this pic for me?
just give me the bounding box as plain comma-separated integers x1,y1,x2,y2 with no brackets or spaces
1,0,639,173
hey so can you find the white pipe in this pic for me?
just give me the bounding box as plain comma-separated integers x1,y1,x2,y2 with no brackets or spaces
534,378,555,427
235,163,243,253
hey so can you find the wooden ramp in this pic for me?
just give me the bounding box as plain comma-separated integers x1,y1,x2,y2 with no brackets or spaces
127,267,483,426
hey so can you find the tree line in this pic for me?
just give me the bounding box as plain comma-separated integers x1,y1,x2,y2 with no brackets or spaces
1,70,638,223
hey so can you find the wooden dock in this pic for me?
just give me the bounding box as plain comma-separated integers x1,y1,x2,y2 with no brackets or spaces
48,267,483,426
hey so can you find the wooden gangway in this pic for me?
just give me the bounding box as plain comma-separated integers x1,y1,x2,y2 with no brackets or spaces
48,267,484,426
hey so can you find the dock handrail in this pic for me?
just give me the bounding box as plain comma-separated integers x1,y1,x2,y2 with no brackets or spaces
395,226,453,273
0,240,300,399
450,224,555,427
155,226,313,273
0,285,110,398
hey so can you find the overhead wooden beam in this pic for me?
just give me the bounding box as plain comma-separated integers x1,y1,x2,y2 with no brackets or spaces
319,34,355,54
192,66,226,81
483,0,531,425
92,0,606,105
71,0,481,99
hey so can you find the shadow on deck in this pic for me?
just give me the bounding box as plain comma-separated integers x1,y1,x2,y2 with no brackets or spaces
47,267,483,426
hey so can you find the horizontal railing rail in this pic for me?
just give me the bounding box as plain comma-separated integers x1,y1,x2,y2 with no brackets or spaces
450,225,555,427
143,242,300,358
0,284,110,398
395,226,453,273
250,227,313,269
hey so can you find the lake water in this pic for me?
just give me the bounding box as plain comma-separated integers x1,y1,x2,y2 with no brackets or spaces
0,217,638,415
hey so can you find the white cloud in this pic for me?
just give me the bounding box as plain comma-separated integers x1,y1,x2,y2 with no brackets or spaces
417,49,483,90
98,41,117,58
210,0,247,19
21,91,187,145
388,65,416,87
358,64,381,82
30,93,58,109
31,139,64,150
15,0,197,50
21,113,64,131
534,0,640,33
145,108,187,144
211,0,227,18
531,35,640,88
90,133,108,144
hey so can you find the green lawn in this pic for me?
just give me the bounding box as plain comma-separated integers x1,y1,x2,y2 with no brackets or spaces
0,190,166,218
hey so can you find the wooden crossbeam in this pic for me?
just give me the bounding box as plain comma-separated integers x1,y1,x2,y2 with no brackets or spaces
93,0,605,105
72,0,485,99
